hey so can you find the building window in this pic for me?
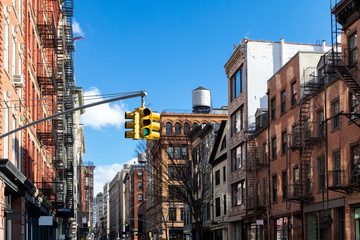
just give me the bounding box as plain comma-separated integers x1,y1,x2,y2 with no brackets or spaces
192,123,198,130
350,145,360,183
215,197,221,217
318,110,324,137
223,194,227,215
169,208,176,221
184,123,190,135
232,181,245,206
231,143,245,171
4,15,9,73
240,105,244,130
281,90,286,113
332,100,340,130
293,167,300,197
304,162,311,194
174,146,181,159
19,0,22,27
138,182,143,190
318,157,325,191
168,146,174,159
138,194,143,202
180,208,184,221
333,151,341,186
223,166,226,182
11,116,16,164
166,123,172,135
12,37,16,76
271,98,276,120
271,136,277,159
231,109,241,137
281,131,287,155
282,171,287,200
181,146,188,160
272,175,277,202
291,81,297,106
215,170,220,186
18,124,22,171
230,64,244,101
349,93,359,113
4,103,9,159
175,123,181,135
138,171,143,178
349,33,357,64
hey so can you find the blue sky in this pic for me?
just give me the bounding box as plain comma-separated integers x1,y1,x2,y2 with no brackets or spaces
73,0,331,194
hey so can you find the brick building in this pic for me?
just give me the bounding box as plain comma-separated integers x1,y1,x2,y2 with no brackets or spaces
238,1,360,238
146,86,227,240
0,0,79,239
124,163,147,240
224,38,331,240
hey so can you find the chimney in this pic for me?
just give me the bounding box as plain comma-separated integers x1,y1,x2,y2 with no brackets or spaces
322,40,326,52
280,38,285,67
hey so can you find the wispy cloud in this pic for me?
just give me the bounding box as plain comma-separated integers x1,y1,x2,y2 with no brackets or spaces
80,87,127,130
73,19,84,35
93,158,138,195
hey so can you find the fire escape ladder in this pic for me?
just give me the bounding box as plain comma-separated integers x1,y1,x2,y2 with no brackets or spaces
290,68,322,203
246,133,263,213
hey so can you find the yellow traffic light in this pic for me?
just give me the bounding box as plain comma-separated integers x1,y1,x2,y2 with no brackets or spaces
125,108,140,140
139,107,161,140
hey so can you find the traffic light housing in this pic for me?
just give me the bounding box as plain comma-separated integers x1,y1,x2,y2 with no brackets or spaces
125,109,140,140
139,107,160,140
125,223,129,232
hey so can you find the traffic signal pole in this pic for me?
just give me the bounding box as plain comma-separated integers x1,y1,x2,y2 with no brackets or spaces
0,90,147,139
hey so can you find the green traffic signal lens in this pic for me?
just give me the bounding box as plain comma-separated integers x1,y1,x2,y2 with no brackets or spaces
143,128,150,136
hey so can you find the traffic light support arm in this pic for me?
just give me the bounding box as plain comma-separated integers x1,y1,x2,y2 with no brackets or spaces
0,91,147,139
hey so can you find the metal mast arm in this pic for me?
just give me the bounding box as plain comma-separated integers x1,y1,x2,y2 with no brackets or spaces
0,90,147,139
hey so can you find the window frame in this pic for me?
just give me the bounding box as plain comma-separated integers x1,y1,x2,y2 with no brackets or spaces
271,98,276,121
348,32,357,65
332,100,340,130
271,136,277,159
272,175,278,202
281,90,286,114
291,81,297,106
281,131,287,155
215,197,221,217
184,123,190,135
215,170,220,186
349,93,359,113
175,123,181,135
166,122,172,135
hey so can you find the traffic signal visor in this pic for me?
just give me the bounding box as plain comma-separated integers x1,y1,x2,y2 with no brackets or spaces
125,109,140,140
139,107,161,140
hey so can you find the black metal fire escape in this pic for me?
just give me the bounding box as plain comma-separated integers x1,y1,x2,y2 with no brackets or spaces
246,118,268,228
326,0,360,193
289,68,322,203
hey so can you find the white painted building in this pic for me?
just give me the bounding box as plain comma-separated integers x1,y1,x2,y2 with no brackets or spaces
224,38,332,240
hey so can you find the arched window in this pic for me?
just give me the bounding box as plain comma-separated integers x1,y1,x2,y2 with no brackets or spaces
192,123,198,130
175,123,181,135
166,123,172,135
184,123,190,135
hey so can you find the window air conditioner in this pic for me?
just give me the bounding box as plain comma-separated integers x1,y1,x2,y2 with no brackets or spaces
13,74,25,88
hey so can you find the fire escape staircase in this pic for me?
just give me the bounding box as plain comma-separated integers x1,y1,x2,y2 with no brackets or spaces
290,71,322,203
246,131,266,213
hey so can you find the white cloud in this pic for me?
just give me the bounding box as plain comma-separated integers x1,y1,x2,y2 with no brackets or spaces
93,158,138,195
80,87,127,130
72,19,84,35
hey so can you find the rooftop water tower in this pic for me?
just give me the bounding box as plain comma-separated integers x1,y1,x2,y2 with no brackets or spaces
192,86,211,113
